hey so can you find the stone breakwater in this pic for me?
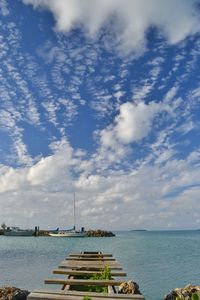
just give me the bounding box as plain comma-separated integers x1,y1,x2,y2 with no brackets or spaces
163,284,200,300
0,286,29,300
30,229,115,237
86,229,115,237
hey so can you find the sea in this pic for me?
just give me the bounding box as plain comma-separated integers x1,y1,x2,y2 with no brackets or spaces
0,230,200,300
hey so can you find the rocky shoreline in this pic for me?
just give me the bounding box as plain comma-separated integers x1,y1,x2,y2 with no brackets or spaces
1,284,200,300
163,284,200,300
0,287,29,300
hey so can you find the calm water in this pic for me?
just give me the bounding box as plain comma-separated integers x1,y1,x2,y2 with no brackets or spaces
0,230,200,300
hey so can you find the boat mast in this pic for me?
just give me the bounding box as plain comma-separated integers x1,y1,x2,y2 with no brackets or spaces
73,192,76,230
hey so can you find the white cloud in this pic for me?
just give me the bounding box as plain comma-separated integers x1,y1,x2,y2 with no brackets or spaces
41,101,58,126
22,0,200,54
0,138,75,192
113,90,124,102
27,138,74,186
178,121,196,135
14,137,33,166
0,0,10,16
0,166,27,193
1,133,200,229
100,101,164,147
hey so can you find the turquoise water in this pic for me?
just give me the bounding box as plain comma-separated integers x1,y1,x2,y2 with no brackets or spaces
0,231,200,300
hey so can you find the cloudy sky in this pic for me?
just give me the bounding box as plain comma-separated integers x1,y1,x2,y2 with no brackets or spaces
1,0,200,230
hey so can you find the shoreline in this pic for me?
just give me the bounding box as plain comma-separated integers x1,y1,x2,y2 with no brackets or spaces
0,228,115,237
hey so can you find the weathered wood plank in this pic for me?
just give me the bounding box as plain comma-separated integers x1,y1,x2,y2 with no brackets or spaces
64,259,118,264
28,292,144,300
29,290,145,300
28,294,84,300
62,260,119,264
44,278,125,286
59,261,122,270
65,257,116,261
59,260,121,267
69,253,113,257
59,265,123,271
108,285,115,294
53,269,127,277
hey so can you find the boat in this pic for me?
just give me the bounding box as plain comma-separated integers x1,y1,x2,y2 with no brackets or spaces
48,228,86,237
49,193,86,237
4,227,34,236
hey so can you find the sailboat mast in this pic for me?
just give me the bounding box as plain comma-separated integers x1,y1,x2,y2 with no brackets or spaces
74,192,76,230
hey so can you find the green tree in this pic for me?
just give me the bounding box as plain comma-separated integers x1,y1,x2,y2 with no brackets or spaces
1,223,6,231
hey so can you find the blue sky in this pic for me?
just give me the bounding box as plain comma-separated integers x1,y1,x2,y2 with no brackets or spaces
1,0,200,230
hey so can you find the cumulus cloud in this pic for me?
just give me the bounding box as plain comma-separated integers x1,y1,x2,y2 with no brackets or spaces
74,149,200,229
27,139,77,187
0,166,27,193
22,0,200,54
100,101,164,148
0,138,75,192
1,135,200,229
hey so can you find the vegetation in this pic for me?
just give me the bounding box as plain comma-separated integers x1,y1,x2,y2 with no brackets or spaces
176,293,199,300
71,266,111,294
87,265,111,293
1,223,6,230
192,294,200,300
82,297,92,300
0,223,7,234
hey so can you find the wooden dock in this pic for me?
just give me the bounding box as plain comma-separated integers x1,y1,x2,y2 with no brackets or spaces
28,251,145,300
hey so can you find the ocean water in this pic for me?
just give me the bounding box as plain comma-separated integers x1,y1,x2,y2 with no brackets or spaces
0,230,200,300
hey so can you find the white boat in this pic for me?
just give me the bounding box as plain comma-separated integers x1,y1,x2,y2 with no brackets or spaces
49,193,86,238
49,229,86,237
4,227,34,236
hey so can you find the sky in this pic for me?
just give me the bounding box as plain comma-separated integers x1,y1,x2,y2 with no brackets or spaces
1,0,200,230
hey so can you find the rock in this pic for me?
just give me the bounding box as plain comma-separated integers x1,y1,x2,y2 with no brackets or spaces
163,284,200,300
86,229,115,237
163,291,177,300
118,281,141,295
12,290,29,300
0,286,29,300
